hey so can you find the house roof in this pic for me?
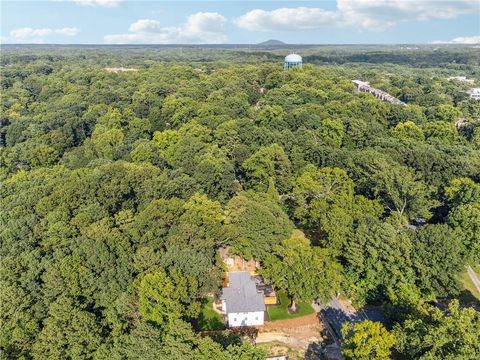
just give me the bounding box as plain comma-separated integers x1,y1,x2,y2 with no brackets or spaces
221,272,266,313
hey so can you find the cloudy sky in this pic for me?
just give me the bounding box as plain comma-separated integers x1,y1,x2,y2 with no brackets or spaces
1,0,479,44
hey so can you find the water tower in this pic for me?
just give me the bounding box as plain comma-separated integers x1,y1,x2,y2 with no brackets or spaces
284,53,303,70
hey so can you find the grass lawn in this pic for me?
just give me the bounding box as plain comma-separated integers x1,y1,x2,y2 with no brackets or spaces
459,265,480,303
198,299,225,331
267,291,315,321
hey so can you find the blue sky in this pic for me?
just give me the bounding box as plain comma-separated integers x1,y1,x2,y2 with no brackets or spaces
1,1,479,44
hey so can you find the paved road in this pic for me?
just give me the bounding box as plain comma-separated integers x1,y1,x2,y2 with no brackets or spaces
319,297,384,345
467,266,480,294
320,298,363,343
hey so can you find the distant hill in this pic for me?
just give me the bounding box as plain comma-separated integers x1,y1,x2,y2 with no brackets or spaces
257,39,286,46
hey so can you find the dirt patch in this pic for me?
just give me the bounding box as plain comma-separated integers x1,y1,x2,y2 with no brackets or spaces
264,313,320,330
257,341,303,360
256,314,324,354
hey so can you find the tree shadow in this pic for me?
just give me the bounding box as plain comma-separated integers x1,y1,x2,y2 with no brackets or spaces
197,311,225,331
458,289,480,310
209,331,243,348
321,306,356,340
305,341,326,360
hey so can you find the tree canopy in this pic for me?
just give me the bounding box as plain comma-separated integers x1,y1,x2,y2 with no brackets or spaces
1,45,479,358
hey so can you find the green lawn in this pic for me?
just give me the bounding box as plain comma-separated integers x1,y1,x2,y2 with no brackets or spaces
267,291,315,321
198,299,225,331
459,265,480,304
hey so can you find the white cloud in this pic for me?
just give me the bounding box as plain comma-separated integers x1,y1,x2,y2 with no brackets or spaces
432,35,480,44
235,1,480,32
337,0,480,30
104,12,227,44
57,27,80,36
2,27,79,43
128,19,162,33
235,7,339,31
73,0,122,7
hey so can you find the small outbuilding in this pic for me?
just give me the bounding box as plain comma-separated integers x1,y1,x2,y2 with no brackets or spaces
284,53,303,70
221,272,266,327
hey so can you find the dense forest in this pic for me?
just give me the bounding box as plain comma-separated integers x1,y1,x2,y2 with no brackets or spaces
1,46,479,359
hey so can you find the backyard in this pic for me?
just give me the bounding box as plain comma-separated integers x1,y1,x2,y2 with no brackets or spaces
267,291,315,321
198,299,225,331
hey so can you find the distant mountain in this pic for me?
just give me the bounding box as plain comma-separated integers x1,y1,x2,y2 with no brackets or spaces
256,39,286,46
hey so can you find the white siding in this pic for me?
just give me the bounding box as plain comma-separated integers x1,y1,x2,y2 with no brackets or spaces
227,311,264,327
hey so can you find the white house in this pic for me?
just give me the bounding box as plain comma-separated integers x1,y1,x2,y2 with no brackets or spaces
221,272,266,327
467,88,480,100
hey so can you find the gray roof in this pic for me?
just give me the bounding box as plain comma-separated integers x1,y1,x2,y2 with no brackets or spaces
222,272,266,313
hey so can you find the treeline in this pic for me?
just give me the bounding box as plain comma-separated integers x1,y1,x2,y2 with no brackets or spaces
1,48,479,359
305,48,480,67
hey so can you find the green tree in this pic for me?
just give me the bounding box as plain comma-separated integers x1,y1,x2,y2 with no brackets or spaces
391,120,425,142
394,300,480,359
192,147,239,202
412,224,464,298
448,202,480,263
256,104,286,129
33,296,101,359
423,121,457,145
168,194,226,251
434,104,461,123
319,118,344,147
344,217,415,305
242,143,292,193
91,126,124,159
262,230,342,310
371,164,437,220
0,282,40,358
138,270,183,328
292,165,355,251
444,177,480,208
161,95,199,128
225,192,294,260
164,122,212,172
131,140,156,164
342,320,395,360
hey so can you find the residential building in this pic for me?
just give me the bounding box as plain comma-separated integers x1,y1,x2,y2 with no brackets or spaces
353,80,406,105
467,88,480,100
221,272,266,327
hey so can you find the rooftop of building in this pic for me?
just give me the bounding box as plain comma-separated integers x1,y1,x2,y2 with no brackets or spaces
253,275,276,298
221,272,266,313
352,79,370,86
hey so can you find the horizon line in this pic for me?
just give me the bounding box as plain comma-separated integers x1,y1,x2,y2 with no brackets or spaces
1,43,476,46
